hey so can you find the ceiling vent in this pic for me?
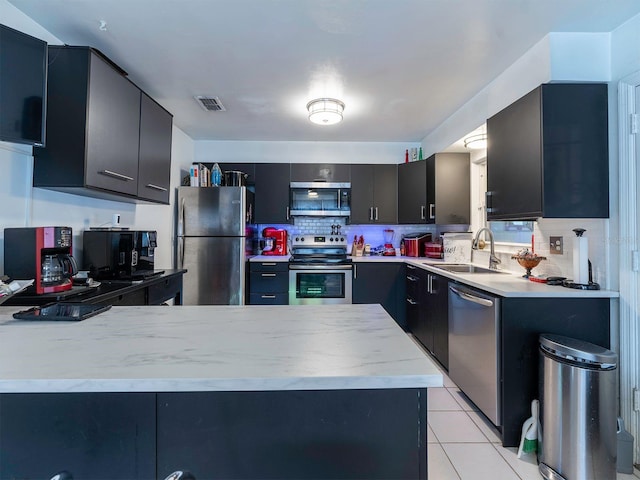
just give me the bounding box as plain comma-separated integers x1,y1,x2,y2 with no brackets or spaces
194,96,226,112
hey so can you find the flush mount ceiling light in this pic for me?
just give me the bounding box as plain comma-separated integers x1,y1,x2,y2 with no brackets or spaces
464,133,487,150
306,98,345,125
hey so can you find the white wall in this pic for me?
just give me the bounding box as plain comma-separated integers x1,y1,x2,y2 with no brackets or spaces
195,140,419,165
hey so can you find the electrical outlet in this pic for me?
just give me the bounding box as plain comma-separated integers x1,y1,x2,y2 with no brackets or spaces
550,236,563,254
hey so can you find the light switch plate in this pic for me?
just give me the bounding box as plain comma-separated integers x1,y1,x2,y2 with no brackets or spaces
550,236,563,254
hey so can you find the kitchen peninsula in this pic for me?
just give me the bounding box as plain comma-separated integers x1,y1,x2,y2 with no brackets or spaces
0,304,442,480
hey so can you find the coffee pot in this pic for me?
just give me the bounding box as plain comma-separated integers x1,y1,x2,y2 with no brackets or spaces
41,254,78,286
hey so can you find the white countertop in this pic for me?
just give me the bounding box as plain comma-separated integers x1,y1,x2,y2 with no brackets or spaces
405,259,619,298
248,254,617,297
0,304,443,394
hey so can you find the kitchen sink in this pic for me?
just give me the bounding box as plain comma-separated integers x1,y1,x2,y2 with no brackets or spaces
428,264,506,274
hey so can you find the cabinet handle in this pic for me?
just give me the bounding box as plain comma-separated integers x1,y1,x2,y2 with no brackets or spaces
261,294,276,299
261,262,277,266
374,207,379,221
261,273,277,277
406,275,418,282
420,205,426,220
427,275,433,293
286,206,290,220
406,298,417,305
369,207,374,221
99,169,134,181
353,264,357,279
486,191,495,213
407,265,416,270
429,203,435,220
146,183,168,192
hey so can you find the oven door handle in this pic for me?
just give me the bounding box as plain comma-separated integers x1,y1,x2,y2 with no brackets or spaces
289,264,353,271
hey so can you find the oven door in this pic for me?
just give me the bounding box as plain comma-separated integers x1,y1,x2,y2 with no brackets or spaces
289,264,353,305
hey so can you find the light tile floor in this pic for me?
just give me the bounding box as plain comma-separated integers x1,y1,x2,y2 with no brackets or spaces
420,348,640,479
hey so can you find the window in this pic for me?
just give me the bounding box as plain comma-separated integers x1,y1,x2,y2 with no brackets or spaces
489,221,535,244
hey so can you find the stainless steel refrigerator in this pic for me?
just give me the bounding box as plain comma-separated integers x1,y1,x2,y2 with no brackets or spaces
176,186,254,305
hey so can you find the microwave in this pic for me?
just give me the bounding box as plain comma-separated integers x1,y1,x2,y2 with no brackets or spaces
83,230,157,280
289,182,351,217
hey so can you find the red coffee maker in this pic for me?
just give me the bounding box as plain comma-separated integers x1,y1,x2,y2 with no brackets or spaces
262,227,288,256
4,226,78,294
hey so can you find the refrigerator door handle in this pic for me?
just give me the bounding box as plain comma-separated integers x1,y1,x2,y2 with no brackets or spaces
178,198,185,237
177,236,185,269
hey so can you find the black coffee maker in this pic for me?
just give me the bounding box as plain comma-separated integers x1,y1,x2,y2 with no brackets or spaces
4,226,78,294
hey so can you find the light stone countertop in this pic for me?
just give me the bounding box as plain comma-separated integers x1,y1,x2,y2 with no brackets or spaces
248,254,618,297
0,304,443,394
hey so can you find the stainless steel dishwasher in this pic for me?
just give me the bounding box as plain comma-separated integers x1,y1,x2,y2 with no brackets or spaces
448,283,501,426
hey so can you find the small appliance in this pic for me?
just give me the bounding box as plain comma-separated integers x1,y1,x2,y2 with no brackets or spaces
4,226,78,294
289,182,351,218
262,227,288,256
403,232,432,257
83,229,157,280
383,229,396,256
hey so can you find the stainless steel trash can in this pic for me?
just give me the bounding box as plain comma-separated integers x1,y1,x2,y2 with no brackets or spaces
538,334,617,480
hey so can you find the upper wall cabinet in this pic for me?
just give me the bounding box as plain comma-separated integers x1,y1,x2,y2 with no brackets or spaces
33,46,173,204
0,25,47,146
486,83,609,220
351,164,397,224
397,153,470,225
290,163,350,183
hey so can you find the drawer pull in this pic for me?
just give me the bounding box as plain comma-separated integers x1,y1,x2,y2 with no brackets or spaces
406,298,417,305
146,183,168,192
261,273,277,277
261,295,276,299
261,262,277,266
99,169,134,181
406,275,418,282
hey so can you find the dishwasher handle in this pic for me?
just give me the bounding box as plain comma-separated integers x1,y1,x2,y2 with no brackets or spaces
449,285,494,307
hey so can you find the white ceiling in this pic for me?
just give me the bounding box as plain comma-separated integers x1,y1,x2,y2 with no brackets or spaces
8,0,640,143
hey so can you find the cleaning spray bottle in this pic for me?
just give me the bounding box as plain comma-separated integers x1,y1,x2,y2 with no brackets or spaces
517,399,540,458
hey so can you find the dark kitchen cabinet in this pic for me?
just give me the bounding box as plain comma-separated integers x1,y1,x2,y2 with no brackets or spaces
157,388,425,479
398,154,470,225
0,393,156,480
352,262,406,329
350,164,397,224
426,153,470,225
405,267,448,369
405,264,426,337
33,46,173,204
422,271,449,370
398,161,427,224
254,163,291,223
290,163,350,182
137,92,173,203
486,83,609,220
248,261,289,305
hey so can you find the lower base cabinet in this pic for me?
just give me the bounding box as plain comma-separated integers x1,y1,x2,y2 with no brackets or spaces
352,262,406,329
1,389,427,479
0,393,156,479
405,267,448,369
248,261,289,305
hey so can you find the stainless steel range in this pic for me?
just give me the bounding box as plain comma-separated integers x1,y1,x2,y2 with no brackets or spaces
289,234,352,305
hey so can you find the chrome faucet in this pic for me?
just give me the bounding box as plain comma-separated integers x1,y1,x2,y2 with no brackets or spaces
472,227,501,270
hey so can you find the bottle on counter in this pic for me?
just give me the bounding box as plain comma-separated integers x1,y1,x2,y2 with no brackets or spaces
211,163,222,186
400,239,405,256
405,149,409,163
419,147,423,161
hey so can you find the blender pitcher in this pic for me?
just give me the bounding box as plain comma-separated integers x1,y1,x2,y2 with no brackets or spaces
383,229,396,256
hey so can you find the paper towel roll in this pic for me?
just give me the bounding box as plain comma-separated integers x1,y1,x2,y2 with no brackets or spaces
572,235,589,284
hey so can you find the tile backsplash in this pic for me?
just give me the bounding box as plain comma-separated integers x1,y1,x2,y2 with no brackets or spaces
476,218,609,285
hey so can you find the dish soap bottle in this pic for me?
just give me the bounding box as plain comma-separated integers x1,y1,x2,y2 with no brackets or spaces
211,163,222,186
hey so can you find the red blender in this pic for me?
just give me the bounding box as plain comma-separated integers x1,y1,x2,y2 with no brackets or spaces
383,229,396,256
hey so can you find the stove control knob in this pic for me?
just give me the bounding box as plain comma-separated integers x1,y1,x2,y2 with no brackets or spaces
300,237,304,242
340,237,345,242
330,237,334,242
